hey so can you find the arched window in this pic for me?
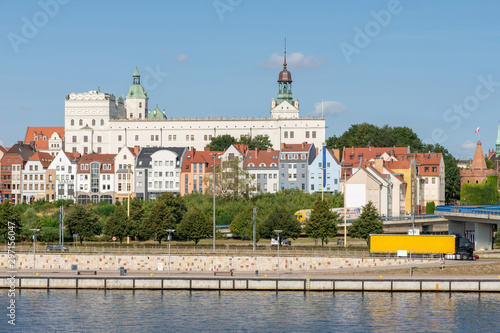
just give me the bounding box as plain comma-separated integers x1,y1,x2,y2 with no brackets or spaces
79,119,83,126
92,119,96,126
100,119,104,126
248,163,254,168
260,163,266,167
71,119,74,126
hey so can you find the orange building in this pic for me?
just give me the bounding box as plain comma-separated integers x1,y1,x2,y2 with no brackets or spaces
180,148,224,195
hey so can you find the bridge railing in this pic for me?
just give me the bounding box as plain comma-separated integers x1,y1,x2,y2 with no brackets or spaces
381,214,444,222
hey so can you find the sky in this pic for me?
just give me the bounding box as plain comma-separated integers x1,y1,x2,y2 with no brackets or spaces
1,0,500,158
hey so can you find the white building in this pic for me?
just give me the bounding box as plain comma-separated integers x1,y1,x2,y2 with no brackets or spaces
114,146,139,202
244,148,280,194
76,154,116,204
64,55,325,155
22,152,54,203
48,150,80,201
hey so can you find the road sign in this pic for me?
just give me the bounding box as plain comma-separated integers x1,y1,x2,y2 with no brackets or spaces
440,257,445,270
112,236,117,241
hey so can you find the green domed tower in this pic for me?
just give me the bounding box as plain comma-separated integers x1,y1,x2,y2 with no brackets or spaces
125,67,148,120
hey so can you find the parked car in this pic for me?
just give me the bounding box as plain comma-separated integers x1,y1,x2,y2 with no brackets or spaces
45,244,69,252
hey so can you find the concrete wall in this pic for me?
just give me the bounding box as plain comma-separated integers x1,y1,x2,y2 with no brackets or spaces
1,276,499,292
0,254,431,272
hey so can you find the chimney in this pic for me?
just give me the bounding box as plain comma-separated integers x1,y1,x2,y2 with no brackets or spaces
281,143,285,149
267,148,272,152
255,148,258,158
302,142,306,148
374,159,384,174
316,147,319,155
134,145,140,155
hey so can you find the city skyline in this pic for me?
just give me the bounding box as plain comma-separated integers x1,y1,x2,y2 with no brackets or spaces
1,1,500,158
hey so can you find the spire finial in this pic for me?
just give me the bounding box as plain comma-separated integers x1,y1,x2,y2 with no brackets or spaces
283,38,287,69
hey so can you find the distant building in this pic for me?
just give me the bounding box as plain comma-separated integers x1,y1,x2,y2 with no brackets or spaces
0,141,36,203
460,141,497,186
308,144,341,195
24,127,64,156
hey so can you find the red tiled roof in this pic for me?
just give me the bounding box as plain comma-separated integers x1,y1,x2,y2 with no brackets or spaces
64,152,81,162
28,151,54,168
281,142,313,152
244,149,279,168
181,148,223,172
77,154,116,173
24,127,64,150
0,146,7,154
343,146,409,163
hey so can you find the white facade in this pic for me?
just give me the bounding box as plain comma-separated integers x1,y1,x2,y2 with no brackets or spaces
23,160,47,202
48,150,78,201
64,69,325,155
148,149,183,198
114,146,137,201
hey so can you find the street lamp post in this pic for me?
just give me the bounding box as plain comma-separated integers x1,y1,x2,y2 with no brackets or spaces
274,230,282,276
343,165,347,248
165,229,175,275
212,153,217,252
30,228,40,275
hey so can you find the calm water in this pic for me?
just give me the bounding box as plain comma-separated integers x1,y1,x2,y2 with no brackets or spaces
1,290,499,332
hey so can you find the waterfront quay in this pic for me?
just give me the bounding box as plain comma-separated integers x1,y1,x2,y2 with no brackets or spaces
2,271,500,293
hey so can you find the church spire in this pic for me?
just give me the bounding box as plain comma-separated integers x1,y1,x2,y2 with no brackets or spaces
133,67,140,85
277,39,293,103
283,38,287,69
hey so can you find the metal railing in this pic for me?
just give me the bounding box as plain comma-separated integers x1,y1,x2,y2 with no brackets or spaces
4,244,371,258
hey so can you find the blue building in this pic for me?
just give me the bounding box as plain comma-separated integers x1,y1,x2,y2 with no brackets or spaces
308,144,341,195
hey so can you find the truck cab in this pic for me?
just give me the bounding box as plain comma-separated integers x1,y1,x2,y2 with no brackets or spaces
455,236,474,260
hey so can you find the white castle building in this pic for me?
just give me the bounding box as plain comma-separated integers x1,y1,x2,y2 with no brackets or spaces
64,52,325,155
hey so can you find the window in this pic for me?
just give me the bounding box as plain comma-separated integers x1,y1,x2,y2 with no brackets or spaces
311,184,315,191
168,135,172,141
186,135,190,141
92,119,96,126
151,135,155,141
79,119,83,126
425,167,429,172
155,135,159,141
97,147,102,153
290,131,294,139
139,102,142,108
97,136,102,143
432,178,436,184
191,135,194,141
135,135,139,141
284,131,288,139
100,119,104,126
72,147,77,153
312,131,316,138
305,131,310,138
311,173,314,179
72,136,77,143
71,119,74,126
118,135,122,141
432,167,437,172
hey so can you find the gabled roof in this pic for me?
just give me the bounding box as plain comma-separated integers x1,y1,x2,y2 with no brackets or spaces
231,144,249,155
5,142,36,161
28,151,54,168
342,146,409,163
181,148,224,172
0,146,7,154
64,152,81,162
77,154,116,173
280,142,313,152
244,149,279,169
136,147,186,168
24,127,64,150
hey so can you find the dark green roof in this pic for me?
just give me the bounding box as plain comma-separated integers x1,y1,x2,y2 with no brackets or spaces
147,106,167,120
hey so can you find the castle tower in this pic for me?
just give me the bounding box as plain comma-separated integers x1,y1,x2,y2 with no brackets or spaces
270,41,299,119
125,67,148,120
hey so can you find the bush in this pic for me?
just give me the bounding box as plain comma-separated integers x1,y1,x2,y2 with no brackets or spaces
426,201,436,214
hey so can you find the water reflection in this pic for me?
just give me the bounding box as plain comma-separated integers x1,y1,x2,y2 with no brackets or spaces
2,290,498,332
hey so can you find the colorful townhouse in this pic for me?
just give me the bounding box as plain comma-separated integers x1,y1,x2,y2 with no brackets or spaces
48,150,80,201
279,142,316,191
308,144,341,195
1,142,36,203
180,148,223,195
243,148,280,194
22,152,54,203
76,154,116,204
114,146,140,202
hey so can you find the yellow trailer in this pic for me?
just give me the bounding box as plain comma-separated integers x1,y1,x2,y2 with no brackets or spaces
369,234,456,255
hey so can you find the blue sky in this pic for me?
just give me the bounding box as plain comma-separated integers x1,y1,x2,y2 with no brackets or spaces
1,0,500,158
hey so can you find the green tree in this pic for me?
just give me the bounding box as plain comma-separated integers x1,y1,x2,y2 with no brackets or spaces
426,201,436,214
423,143,460,203
238,135,273,150
485,157,496,169
178,206,211,245
65,205,101,244
105,206,128,243
305,198,339,247
206,134,237,151
260,205,302,240
143,193,187,244
127,198,145,241
210,157,255,201
229,206,259,240
0,201,22,242
348,201,383,244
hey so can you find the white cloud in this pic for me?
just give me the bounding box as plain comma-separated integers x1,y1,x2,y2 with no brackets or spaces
0,140,4,146
258,52,326,69
461,140,476,151
312,101,347,116
176,54,188,62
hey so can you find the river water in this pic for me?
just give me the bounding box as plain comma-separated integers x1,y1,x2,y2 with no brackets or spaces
1,290,498,332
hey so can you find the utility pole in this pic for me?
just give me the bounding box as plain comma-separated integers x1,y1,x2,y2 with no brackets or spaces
253,207,256,251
